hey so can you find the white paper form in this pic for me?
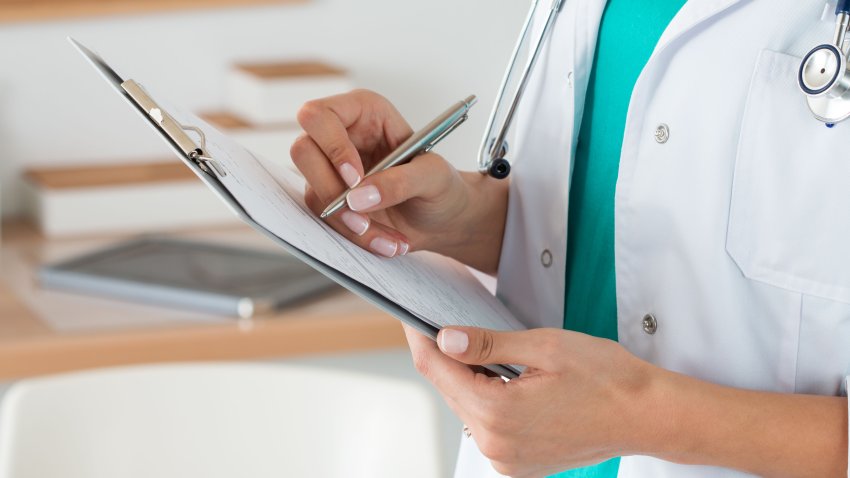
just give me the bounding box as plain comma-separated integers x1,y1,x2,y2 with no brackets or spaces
176,110,526,332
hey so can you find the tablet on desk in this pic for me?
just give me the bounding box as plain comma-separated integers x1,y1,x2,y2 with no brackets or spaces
39,238,339,318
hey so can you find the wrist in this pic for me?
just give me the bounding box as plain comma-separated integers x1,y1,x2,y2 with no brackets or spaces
615,357,687,459
612,356,848,476
625,363,704,464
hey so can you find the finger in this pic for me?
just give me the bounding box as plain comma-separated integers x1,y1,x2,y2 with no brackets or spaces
344,153,458,214
290,134,347,204
402,325,482,421
443,395,479,438
437,327,562,370
296,94,368,188
402,324,504,404
305,188,412,258
327,89,414,155
353,90,414,150
402,325,507,431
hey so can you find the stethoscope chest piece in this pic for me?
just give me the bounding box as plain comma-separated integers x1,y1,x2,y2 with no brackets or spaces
800,44,850,123
485,139,511,179
487,157,512,180
799,1,850,124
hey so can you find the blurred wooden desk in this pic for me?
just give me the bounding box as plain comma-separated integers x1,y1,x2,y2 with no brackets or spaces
0,0,309,24
0,221,406,381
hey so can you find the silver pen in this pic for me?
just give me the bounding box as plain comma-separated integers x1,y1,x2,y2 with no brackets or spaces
320,95,478,219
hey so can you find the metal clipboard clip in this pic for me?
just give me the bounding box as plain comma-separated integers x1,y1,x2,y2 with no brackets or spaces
121,80,227,178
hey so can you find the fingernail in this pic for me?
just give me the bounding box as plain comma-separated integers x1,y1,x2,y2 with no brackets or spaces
347,185,382,211
341,211,370,236
399,242,410,256
369,237,398,257
440,329,468,354
338,163,361,188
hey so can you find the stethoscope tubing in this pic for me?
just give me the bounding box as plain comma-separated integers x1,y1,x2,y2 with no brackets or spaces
477,0,541,174
478,0,565,176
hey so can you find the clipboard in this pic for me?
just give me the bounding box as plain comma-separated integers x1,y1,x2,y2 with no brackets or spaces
69,38,521,380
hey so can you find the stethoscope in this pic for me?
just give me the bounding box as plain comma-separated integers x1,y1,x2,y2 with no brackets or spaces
478,0,565,179
799,0,850,126
480,0,850,179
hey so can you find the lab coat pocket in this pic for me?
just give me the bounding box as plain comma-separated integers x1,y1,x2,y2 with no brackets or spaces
728,49,850,304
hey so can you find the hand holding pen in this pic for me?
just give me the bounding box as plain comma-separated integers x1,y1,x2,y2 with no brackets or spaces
320,94,477,218
291,90,483,260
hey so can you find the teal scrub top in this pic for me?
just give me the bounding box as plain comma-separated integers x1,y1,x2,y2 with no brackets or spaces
554,0,687,477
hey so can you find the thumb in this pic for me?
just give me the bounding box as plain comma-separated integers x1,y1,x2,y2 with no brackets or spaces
437,327,558,369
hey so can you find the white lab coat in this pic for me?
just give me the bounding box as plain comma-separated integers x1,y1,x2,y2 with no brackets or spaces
455,0,850,476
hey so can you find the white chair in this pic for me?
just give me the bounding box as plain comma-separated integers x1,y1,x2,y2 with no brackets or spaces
0,363,442,478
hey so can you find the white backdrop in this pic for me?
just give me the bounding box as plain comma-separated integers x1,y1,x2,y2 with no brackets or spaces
0,0,528,216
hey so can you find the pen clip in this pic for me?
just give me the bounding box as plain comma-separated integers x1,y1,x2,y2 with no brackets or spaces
424,114,469,153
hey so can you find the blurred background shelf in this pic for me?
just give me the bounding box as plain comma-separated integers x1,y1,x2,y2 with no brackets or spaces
0,220,407,381
0,0,309,23
22,161,242,237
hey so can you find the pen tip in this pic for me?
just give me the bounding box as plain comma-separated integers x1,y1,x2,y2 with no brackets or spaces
319,212,328,219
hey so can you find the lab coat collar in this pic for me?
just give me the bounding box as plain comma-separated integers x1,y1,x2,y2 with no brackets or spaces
570,0,607,147
571,0,750,126
656,0,749,54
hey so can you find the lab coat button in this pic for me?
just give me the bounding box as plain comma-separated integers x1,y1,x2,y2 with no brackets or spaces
654,124,670,144
540,249,553,268
567,71,574,88
642,314,658,335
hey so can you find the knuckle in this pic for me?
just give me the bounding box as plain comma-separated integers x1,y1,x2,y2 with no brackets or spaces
325,141,352,165
478,412,500,433
350,88,370,97
351,88,379,102
476,331,496,363
491,461,519,478
537,332,564,359
411,350,432,379
481,398,516,433
296,100,323,126
475,432,497,460
476,433,511,463
289,135,310,162
480,406,509,433
303,189,322,214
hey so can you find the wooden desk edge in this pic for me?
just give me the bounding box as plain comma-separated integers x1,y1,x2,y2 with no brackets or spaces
0,0,309,24
0,312,408,381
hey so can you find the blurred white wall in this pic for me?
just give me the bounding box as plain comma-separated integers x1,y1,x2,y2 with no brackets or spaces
0,0,529,217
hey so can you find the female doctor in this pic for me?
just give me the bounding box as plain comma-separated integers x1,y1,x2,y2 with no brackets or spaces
290,0,850,476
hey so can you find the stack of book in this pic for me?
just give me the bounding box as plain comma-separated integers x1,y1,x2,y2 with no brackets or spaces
22,161,240,237
201,60,353,165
